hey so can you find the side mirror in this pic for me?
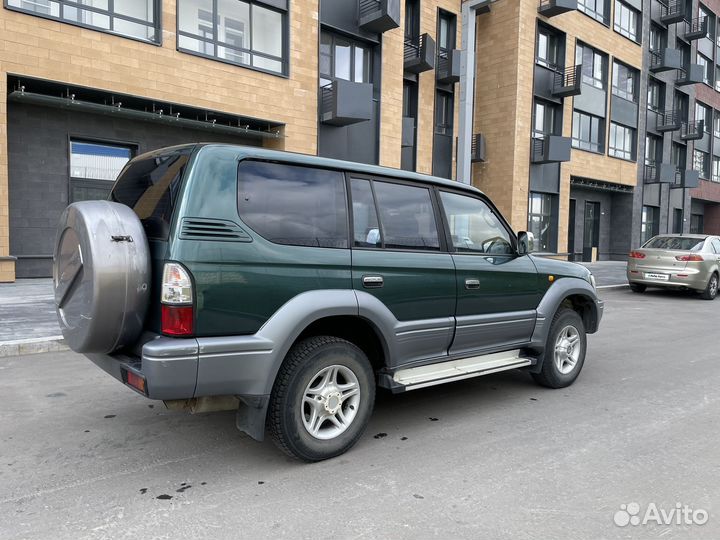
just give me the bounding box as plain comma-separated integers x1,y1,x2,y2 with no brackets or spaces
517,231,529,255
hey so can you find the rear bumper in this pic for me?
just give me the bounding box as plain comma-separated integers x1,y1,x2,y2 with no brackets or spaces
627,268,710,291
86,333,276,401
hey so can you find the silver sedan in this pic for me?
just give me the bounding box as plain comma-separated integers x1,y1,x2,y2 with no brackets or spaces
627,234,720,300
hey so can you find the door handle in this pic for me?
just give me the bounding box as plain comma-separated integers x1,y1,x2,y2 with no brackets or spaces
362,275,384,288
465,278,480,290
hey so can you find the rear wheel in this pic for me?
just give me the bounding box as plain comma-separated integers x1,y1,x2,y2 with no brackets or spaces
701,273,719,300
532,308,587,389
629,283,646,293
268,336,375,462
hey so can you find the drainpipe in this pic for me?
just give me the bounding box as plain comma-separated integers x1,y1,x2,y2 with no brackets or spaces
458,0,499,184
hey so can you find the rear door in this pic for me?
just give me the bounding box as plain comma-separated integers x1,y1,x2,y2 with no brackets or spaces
438,190,541,356
349,176,455,367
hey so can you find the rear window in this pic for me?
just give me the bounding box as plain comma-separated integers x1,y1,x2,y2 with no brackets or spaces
642,236,705,251
237,160,348,248
110,149,191,240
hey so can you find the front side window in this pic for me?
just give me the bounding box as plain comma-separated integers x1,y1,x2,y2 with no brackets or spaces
576,42,607,89
609,123,635,160
178,0,287,75
6,0,159,42
528,192,554,252
578,0,609,24
237,161,348,248
572,111,604,153
693,149,710,178
612,61,636,102
319,31,373,87
71,140,133,203
440,191,514,255
614,0,639,42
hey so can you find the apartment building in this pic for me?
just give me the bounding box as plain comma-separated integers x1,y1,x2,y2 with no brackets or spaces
0,0,464,280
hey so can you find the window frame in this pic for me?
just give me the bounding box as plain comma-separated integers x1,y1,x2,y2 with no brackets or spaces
613,0,640,43
647,78,662,112
577,0,610,25
640,206,660,245
696,52,713,86
695,101,711,133
4,0,162,44
320,30,374,86
608,122,635,161
346,173,450,254
693,148,710,179
176,0,289,77
571,110,605,154
612,60,637,102
712,156,720,182
575,41,608,90
536,24,563,70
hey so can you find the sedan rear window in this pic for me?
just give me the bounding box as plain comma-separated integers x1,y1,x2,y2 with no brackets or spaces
642,236,705,251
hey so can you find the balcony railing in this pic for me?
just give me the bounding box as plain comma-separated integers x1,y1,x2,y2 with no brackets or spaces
649,48,683,72
537,0,577,17
319,80,373,126
404,33,436,73
552,64,582,97
660,0,686,25
676,64,704,86
644,164,659,182
645,163,681,183
682,16,708,40
680,120,704,140
531,135,571,163
358,0,400,33
657,110,683,131
437,48,460,84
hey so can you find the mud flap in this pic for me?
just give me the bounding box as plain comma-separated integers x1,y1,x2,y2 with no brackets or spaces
235,395,270,441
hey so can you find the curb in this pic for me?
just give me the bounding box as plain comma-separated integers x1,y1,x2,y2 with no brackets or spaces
0,336,68,358
596,284,630,290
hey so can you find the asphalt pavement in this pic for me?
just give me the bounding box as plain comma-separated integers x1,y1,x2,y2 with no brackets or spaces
1,286,718,539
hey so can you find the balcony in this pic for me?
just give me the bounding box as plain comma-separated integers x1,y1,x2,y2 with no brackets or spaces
644,163,679,183
471,133,486,163
649,48,684,73
358,0,400,33
676,64,704,86
531,135,572,164
682,16,708,40
656,110,682,132
551,65,582,97
404,33,436,74
660,0,686,25
319,80,373,126
436,49,461,84
537,0,577,17
680,120,704,140
401,117,415,148
676,169,700,188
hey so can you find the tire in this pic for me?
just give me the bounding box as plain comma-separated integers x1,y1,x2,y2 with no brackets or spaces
701,272,719,300
629,283,646,293
532,308,587,389
268,336,375,462
53,201,150,354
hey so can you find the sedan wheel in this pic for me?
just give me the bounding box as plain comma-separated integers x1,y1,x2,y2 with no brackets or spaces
701,273,719,300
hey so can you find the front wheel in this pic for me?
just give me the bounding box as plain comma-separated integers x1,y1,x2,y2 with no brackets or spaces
701,273,719,300
532,308,587,389
268,336,375,462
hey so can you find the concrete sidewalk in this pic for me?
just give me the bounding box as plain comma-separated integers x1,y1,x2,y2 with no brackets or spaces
0,261,628,357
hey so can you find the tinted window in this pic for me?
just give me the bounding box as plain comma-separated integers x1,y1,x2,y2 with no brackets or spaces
642,236,705,251
372,181,440,251
237,161,348,248
711,239,720,254
351,179,381,247
440,191,514,255
111,149,191,240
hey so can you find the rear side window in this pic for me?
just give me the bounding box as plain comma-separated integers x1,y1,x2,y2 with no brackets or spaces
642,236,705,251
111,149,191,240
237,161,348,248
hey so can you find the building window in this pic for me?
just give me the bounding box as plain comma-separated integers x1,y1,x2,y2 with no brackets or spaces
572,111,604,153
713,157,720,182
434,90,454,135
576,42,607,89
690,213,704,234
536,25,562,69
673,208,683,234
694,149,710,178
697,52,712,86
674,90,689,119
614,0,639,42
700,4,715,40
641,206,659,245
319,32,373,86
6,0,159,42
533,100,559,138
612,61,637,102
696,101,711,133
528,193,554,252
714,112,720,138
177,0,287,76
609,123,635,160
645,134,660,167
578,0,609,24
70,140,133,202
649,24,665,52
672,142,687,171
647,79,662,112
716,67,720,92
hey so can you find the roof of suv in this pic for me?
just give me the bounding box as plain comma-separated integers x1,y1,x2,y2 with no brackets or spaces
157,143,486,196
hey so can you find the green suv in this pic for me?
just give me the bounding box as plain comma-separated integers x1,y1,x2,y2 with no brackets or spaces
53,144,603,461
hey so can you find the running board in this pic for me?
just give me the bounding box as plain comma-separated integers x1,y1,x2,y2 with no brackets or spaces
392,350,532,391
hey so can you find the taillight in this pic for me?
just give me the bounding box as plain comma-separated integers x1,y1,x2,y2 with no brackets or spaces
629,251,646,259
161,262,194,336
675,254,703,262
